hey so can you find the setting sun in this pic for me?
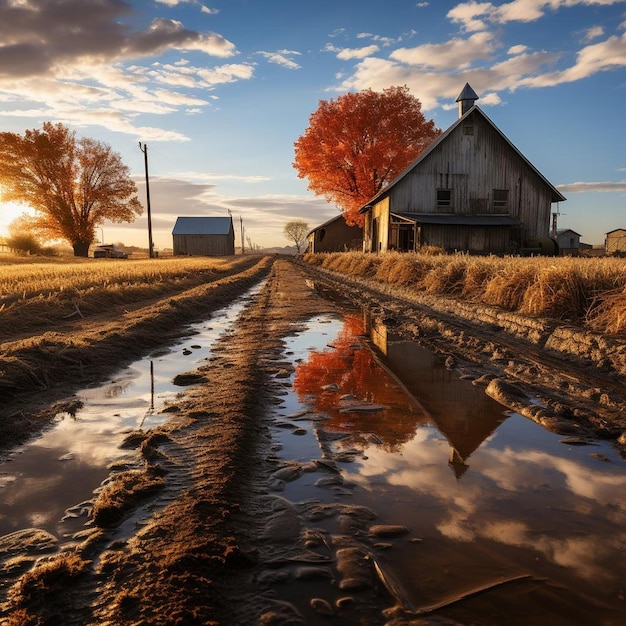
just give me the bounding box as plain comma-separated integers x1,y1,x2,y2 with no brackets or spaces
0,200,34,237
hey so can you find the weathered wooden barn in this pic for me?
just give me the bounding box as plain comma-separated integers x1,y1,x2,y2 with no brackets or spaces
605,228,626,255
360,84,566,255
307,214,363,253
172,216,235,256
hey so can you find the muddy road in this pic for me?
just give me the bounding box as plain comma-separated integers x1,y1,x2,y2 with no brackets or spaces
1,256,625,625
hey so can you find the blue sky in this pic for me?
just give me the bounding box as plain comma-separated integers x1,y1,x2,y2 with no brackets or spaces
0,0,625,250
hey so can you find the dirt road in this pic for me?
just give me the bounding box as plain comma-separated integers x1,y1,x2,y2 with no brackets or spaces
1,256,625,625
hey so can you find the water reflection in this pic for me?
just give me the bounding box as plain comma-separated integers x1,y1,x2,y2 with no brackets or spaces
367,314,509,478
0,286,263,540
293,313,428,451
279,310,626,622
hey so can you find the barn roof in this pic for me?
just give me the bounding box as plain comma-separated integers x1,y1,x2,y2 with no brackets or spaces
360,105,566,213
172,216,232,235
556,228,581,237
307,213,362,236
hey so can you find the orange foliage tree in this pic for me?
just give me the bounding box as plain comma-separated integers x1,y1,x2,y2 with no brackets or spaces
0,122,142,257
293,86,441,227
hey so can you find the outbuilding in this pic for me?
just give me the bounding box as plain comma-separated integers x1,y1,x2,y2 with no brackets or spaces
605,229,626,255
172,216,235,256
307,214,363,253
554,228,582,256
360,84,566,255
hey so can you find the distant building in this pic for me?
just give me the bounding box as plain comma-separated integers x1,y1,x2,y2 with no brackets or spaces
360,83,566,255
307,214,363,253
605,229,626,255
172,216,235,256
554,228,582,256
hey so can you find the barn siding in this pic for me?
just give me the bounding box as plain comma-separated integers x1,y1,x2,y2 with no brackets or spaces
173,232,234,256
386,112,552,245
606,229,626,254
308,217,362,252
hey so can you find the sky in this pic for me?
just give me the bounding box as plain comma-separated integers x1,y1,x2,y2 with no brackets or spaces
0,0,625,251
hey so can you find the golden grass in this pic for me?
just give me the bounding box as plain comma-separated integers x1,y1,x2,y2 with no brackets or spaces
0,255,260,340
303,251,626,334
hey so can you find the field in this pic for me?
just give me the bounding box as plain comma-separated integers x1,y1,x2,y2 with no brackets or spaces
304,251,626,334
1,252,626,625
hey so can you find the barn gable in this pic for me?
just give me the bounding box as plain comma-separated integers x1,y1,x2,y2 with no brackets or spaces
361,85,566,255
172,216,235,256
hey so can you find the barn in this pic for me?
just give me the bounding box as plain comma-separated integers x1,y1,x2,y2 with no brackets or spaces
172,216,235,256
307,214,363,253
360,84,566,255
605,229,626,255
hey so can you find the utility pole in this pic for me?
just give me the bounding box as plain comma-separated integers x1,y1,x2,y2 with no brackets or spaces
240,216,245,255
138,142,154,259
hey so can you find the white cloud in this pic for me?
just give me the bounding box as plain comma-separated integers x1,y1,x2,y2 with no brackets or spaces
581,25,605,42
557,180,626,193
448,0,626,31
256,50,301,70
508,44,529,54
326,44,381,60
390,31,497,69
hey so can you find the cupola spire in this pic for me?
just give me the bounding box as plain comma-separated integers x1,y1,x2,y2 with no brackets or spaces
456,83,479,118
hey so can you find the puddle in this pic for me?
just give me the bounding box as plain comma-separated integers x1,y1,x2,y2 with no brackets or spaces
266,310,626,625
0,282,264,541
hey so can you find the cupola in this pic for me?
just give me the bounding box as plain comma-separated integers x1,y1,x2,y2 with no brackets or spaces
456,83,479,118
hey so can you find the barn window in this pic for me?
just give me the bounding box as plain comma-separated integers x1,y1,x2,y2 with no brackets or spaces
437,189,452,209
318,228,326,242
492,189,508,211
462,123,474,135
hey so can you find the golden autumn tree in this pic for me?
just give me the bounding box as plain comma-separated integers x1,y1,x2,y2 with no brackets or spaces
0,122,142,257
293,86,441,227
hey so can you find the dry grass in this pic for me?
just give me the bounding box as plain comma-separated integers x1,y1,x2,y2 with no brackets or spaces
303,251,626,334
91,468,165,527
0,254,260,341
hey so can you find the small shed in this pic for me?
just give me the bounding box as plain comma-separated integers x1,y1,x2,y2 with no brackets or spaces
172,216,235,256
605,229,626,255
554,228,582,256
307,214,363,253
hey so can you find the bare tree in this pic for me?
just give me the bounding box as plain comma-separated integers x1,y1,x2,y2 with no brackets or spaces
283,221,309,254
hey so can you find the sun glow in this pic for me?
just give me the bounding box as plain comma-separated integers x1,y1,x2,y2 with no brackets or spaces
0,201,35,237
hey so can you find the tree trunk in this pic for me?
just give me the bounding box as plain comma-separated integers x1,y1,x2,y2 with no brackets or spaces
72,241,91,257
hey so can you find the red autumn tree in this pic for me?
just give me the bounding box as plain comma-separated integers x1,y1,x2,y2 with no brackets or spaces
293,86,441,227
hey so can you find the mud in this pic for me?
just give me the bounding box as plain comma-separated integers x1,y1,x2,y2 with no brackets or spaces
1,256,625,625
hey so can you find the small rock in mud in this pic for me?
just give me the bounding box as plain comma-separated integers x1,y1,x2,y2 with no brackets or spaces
590,452,610,462
295,566,333,580
172,372,206,386
315,475,344,488
322,383,340,391
260,498,301,542
336,547,374,592
368,524,410,538
271,464,303,482
310,597,334,616
559,437,596,446
292,427,307,436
